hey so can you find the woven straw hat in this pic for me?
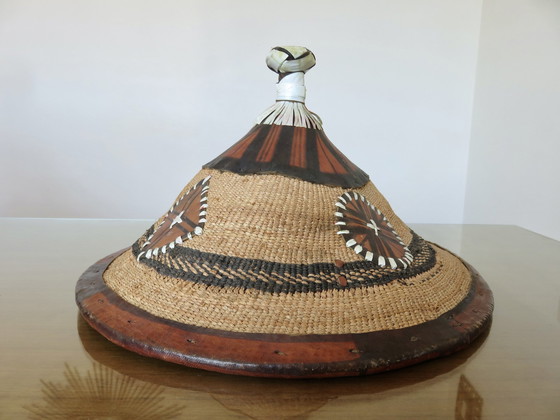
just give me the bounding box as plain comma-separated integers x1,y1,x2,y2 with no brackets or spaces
76,46,493,378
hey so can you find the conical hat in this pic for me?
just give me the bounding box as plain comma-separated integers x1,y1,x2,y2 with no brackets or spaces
76,46,493,378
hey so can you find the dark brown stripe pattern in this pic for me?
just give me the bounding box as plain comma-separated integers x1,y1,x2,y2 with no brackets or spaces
203,124,369,188
132,231,436,294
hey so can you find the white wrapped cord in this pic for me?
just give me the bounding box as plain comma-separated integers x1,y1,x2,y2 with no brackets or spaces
276,72,306,102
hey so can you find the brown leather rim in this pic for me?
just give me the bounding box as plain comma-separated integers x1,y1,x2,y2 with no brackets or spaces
76,249,493,379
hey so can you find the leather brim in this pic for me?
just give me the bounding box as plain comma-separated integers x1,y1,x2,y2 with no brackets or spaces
76,249,493,379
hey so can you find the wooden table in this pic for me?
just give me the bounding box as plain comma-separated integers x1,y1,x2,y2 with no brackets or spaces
1,219,559,419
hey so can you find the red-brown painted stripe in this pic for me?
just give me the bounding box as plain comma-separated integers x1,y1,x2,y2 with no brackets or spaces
290,127,307,168
319,131,361,172
226,127,261,159
256,125,282,162
316,132,347,174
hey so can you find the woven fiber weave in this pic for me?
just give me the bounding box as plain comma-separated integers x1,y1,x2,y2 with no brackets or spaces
103,243,470,335
140,169,412,264
130,231,435,294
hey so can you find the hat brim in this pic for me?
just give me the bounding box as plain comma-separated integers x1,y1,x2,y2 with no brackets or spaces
76,249,493,379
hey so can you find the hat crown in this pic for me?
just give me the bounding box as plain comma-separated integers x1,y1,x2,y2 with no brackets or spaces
204,46,369,188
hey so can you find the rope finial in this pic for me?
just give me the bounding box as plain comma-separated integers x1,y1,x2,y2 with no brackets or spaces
256,46,322,129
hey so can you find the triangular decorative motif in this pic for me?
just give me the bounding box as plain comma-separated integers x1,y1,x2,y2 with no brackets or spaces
137,176,210,260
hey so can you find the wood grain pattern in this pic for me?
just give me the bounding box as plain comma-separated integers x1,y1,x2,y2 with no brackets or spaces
76,248,493,378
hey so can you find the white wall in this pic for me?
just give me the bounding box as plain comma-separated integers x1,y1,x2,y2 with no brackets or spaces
464,0,560,241
0,0,482,223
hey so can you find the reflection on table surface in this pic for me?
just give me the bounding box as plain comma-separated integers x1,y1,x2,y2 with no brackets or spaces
25,361,186,419
1,220,559,419
456,375,483,420
24,315,487,420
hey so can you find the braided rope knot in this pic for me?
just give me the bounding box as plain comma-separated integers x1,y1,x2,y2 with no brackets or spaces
266,46,316,74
